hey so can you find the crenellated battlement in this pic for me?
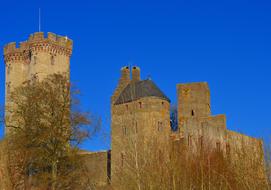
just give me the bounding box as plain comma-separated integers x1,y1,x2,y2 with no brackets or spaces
27,32,73,49
4,32,73,62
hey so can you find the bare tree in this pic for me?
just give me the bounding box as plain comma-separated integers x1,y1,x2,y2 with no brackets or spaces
113,129,270,190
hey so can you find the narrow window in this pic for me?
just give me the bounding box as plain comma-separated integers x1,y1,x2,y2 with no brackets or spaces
6,82,11,94
199,136,203,150
7,64,11,74
158,121,163,131
135,121,138,133
107,150,111,182
121,152,124,167
188,135,192,147
123,126,127,135
33,56,37,65
216,142,221,152
51,55,55,65
226,143,230,156
191,110,194,116
139,102,142,108
126,104,128,111
161,101,164,106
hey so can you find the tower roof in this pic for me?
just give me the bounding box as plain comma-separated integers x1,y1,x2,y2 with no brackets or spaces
114,79,170,105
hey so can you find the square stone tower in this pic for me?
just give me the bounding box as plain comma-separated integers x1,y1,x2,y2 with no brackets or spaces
177,82,211,122
3,32,73,134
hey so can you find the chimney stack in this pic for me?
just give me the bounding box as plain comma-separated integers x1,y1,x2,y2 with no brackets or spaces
132,66,140,82
111,66,130,104
120,66,130,86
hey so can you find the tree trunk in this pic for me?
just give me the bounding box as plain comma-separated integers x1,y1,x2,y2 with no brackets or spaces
51,160,57,190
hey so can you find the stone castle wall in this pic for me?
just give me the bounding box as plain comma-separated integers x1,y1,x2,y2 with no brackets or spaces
176,82,266,181
79,151,110,187
227,130,266,179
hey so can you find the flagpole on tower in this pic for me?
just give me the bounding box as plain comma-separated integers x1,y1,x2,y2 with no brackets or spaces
39,8,41,32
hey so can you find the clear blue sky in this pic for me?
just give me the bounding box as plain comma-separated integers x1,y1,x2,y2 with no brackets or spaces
0,0,271,151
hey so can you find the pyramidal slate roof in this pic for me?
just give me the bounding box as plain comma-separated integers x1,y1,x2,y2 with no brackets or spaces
114,79,170,105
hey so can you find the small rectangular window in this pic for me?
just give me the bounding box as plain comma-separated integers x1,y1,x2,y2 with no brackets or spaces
123,126,127,135
7,64,11,74
33,56,37,64
135,121,138,133
188,135,192,147
51,55,55,65
216,142,221,152
226,143,230,156
121,152,124,167
6,82,11,94
158,121,163,131
199,136,203,150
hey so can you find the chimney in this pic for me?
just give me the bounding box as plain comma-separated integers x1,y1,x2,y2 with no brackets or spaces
111,66,130,104
120,66,130,86
132,66,140,82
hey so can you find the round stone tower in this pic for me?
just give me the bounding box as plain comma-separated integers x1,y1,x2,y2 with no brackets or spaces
111,66,171,183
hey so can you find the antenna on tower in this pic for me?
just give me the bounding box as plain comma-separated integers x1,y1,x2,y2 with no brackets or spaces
39,8,41,32
128,60,132,71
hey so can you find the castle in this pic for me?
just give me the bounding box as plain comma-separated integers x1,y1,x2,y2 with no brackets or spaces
110,66,266,185
0,32,267,188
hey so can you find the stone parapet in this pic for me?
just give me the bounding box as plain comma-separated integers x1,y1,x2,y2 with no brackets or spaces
4,32,73,63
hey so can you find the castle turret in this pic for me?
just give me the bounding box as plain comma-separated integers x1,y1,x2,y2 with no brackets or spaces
120,66,130,85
